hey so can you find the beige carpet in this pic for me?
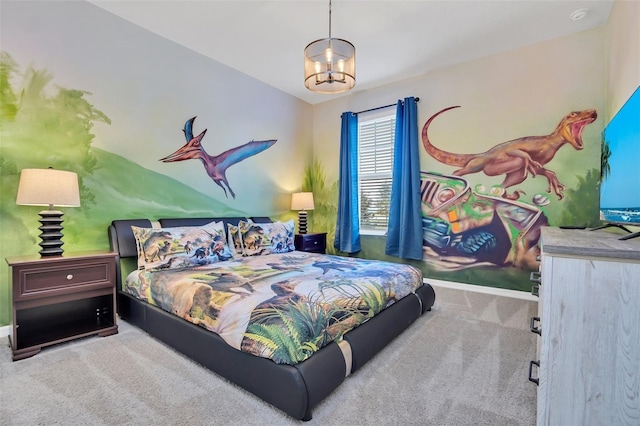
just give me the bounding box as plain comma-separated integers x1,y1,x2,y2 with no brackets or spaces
0,285,538,425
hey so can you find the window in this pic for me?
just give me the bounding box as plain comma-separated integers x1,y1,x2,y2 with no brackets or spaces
358,114,395,232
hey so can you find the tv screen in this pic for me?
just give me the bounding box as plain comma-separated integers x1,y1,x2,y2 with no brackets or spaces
599,85,640,232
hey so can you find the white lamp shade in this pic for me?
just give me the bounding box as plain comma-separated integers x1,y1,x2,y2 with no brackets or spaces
304,38,355,94
291,192,315,211
16,168,81,208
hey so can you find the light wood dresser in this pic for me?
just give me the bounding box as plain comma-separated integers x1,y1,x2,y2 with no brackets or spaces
530,227,640,426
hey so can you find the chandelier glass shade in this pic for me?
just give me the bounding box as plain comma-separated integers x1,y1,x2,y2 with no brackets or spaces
304,1,355,93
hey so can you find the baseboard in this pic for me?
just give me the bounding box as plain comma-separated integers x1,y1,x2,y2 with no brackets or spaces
0,325,10,339
425,278,538,301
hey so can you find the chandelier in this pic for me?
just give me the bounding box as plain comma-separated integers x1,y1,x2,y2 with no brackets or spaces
304,0,355,93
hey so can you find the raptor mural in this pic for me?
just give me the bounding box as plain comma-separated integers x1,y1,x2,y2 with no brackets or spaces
422,106,597,200
420,106,597,271
161,117,277,199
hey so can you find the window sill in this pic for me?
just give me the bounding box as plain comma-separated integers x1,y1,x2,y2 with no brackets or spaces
361,229,386,237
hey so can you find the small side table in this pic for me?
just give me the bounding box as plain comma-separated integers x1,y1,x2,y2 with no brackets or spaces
294,232,327,254
6,251,119,361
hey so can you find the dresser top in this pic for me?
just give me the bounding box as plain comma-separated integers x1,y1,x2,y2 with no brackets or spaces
541,227,640,260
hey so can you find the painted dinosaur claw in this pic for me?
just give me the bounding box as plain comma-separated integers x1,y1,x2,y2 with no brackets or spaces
503,189,526,200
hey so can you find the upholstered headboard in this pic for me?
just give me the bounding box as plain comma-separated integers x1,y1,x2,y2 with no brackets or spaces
158,217,246,229
108,219,152,259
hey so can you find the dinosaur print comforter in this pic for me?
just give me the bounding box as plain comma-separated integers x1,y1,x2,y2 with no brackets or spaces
124,251,423,365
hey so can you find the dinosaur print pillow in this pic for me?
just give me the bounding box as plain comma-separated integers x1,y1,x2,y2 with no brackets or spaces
227,223,245,256
238,220,295,256
131,221,233,272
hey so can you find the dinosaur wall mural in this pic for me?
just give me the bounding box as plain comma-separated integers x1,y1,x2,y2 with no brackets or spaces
160,117,277,199
1,0,607,317
419,172,548,271
419,106,598,272
422,106,598,200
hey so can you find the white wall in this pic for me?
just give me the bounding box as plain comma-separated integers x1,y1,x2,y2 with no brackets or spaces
1,0,313,214
606,0,640,119
604,0,640,236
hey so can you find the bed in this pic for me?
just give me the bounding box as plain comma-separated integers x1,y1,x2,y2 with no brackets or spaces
108,216,435,420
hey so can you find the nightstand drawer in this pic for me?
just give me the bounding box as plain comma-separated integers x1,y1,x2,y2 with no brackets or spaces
295,233,327,254
10,254,116,302
18,262,111,296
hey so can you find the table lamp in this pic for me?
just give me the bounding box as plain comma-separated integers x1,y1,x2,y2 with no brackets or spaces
291,192,314,234
16,168,81,257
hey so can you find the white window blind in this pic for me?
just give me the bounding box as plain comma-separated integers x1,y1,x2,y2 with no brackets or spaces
359,114,395,231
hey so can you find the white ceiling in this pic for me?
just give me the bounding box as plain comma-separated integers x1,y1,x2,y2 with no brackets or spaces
89,0,614,105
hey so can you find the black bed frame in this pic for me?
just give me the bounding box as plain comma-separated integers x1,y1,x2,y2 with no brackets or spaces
108,217,435,421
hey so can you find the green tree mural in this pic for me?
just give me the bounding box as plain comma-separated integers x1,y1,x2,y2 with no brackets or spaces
0,52,19,122
1,51,110,211
558,168,601,227
301,159,338,254
600,133,611,182
0,52,111,325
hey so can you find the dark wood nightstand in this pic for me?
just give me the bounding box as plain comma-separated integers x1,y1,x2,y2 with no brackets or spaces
294,232,327,254
6,251,119,361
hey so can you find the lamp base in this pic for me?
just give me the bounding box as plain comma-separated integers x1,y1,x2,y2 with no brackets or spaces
38,210,65,257
298,211,308,234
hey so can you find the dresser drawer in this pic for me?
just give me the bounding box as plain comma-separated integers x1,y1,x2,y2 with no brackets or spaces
11,255,116,302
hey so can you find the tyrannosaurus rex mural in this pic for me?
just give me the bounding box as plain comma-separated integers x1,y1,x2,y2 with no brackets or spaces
421,106,597,200
160,117,277,199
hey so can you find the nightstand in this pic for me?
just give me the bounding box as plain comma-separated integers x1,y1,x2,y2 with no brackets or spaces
294,232,327,254
6,251,119,361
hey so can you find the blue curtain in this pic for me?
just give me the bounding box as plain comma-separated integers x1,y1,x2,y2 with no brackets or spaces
385,97,423,260
334,112,361,253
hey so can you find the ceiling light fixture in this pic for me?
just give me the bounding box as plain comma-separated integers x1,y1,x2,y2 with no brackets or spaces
304,0,355,94
570,8,590,21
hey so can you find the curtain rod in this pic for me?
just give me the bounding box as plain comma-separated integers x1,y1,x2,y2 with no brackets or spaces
354,97,420,115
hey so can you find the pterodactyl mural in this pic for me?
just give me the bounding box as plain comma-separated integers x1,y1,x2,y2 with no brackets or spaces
422,106,597,200
160,117,277,198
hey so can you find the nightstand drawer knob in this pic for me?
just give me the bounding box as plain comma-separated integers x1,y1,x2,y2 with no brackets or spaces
66,274,74,280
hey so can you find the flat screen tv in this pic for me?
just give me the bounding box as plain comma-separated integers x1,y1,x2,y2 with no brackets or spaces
597,85,640,240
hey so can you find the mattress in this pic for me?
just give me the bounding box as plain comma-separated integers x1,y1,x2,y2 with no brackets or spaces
124,251,423,364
